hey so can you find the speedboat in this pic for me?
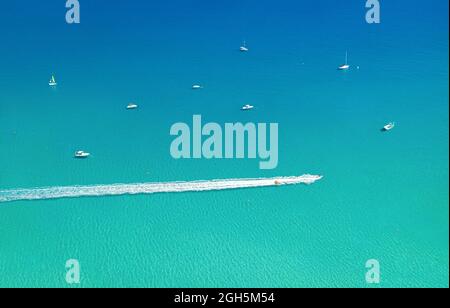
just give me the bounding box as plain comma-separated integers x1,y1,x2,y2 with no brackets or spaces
192,85,203,90
338,52,350,70
127,103,138,110
382,122,395,132
241,104,254,111
75,151,90,158
49,75,57,86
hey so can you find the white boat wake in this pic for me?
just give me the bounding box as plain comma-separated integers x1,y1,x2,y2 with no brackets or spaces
0,175,323,203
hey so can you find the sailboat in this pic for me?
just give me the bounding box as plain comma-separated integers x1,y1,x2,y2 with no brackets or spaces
338,52,350,70
240,41,249,52
49,75,57,86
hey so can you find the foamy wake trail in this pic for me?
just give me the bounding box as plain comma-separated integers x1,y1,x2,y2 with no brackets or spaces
0,175,323,203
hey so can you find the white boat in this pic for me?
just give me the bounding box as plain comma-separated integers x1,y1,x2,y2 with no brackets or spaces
75,151,90,158
241,104,254,111
127,103,138,110
275,175,323,186
382,122,395,131
49,75,57,86
192,85,203,90
338,52,350,70
240,41,249,52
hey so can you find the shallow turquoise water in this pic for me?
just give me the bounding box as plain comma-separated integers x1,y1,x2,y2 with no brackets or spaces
0,0,448,287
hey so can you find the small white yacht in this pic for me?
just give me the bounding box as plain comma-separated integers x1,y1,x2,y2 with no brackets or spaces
75,151,90,158
240,41,249,52
192,85,203,90
49,75,57,86
241,104,254,111
338,52,350,70
127,103,138,110
383,122,395,132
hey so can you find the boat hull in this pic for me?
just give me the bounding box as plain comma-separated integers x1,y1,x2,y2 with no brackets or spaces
338,65,350,70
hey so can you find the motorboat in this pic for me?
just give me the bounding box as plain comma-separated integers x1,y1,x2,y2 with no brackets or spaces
127,103,138,110
382,122,395,132
241,104,254,111
75,151,90,158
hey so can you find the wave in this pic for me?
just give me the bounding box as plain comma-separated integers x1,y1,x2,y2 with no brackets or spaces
0,175,323,203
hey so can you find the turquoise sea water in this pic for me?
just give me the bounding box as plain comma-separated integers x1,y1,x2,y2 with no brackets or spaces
0,0,448,287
